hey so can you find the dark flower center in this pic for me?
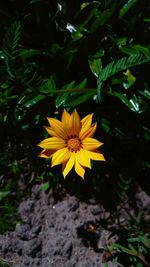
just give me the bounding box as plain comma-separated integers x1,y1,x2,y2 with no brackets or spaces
66,135,82,152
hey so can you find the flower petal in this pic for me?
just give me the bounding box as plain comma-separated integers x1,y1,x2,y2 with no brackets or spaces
79,123,97,139
81,113,93,129
44,126,58,137
63,153,75,178
38,137,65,150
47,117,67,139
70,109,82,136
61,109,71,127
76,149,91,169
75,157,85,179
87,150,105,161
38,149,55,158
51,147,71,167
82,137,103,150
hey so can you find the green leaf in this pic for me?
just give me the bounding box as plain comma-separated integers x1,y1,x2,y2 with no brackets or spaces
39,77,56,95
110,92,147,113
30,0,41,3
119,0,138,18
76,78,87,89
88,58,102,77
71,27,84,41
123,69,136,89
2,21,21,78
90,5,116,32
97,54,150,99
17,94,46,108
55,81,76,108
0,191,10,201
19,49,43,59
55,79,88,108
101,118,111,133
143,127,150,141
139,235,150,249
139,89,150,100
42,182,50,192
120,45,150,56
114,244,138,256
64,91,94,107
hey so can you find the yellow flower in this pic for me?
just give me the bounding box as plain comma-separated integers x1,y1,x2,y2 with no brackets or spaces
38,109,105,179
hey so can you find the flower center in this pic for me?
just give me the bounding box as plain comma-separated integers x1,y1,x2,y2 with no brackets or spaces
67,137,82,152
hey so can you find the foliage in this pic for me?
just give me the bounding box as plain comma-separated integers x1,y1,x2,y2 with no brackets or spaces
100,211,150,266
0,2,150,264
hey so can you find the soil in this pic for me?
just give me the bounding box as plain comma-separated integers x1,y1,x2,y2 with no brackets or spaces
0,184,150,267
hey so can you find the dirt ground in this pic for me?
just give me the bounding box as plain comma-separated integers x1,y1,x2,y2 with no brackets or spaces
0,183,150,267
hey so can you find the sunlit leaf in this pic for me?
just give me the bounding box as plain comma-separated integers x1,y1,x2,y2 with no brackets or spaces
119,0,138,18
88,58,102,77
123,69,136,89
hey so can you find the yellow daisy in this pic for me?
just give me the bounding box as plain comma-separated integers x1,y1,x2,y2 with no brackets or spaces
38,109,105,179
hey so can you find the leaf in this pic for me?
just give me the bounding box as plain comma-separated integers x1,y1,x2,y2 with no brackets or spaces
64,91,94,107
39,77,56,95
139,89,150,100
110,92,147,113
42,182,50,192
114,244,138,256
55,79,88,108
90,4,116,33
139,235,150,249
119,0,138,18
0,191,10,201
120,45,150,56
88,58,102,77
2,21,21,78
55,81,76,108
30,0,41,3
143,127,150,141
76,78,87,89
97,54,150,99
17,94,46,108
123,69,136,89
19,49,43,59
101,118,111,133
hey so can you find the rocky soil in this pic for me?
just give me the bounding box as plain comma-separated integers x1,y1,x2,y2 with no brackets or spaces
0,184,150,267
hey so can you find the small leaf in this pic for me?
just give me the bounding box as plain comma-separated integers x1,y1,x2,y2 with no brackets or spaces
101,118,111,133
0,191,10,201
123,69,136,89
42,182,50,192
80,2,90,10
88,58,102,77
39,77,56,95
139,235,150,249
